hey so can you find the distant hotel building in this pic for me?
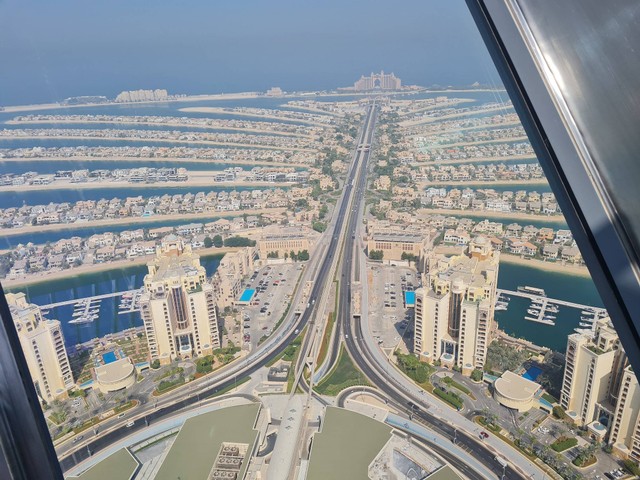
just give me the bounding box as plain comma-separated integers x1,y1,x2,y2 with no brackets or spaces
7,292,74,402
354,71,401,91
413,237,499,375
114,89,168,103
560,318,640,459
140,236,220,365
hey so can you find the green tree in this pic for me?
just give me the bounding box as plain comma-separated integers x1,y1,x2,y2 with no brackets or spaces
369,250,384,260
212,234,223,248
203,236,213,248
312,221,327,233
290,250,298,261
224,236,256,247
298,250,309,261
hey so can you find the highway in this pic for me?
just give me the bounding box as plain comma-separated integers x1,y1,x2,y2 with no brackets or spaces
323,105,541,480
58,104,378,473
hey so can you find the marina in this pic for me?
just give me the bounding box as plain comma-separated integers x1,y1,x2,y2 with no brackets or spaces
39,288,143,325
496,287,607,327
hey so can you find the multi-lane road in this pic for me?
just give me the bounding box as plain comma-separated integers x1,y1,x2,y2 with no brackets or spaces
59,104,378,473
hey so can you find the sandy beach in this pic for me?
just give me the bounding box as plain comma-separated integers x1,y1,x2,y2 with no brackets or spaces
399,98,474,117
0,134,315,153
0,156,309,168
0,174,296,193
0,92,263,114
417,135,529,149
179,107,330,127
413,154,538,166
500,253,590,278
0,207,286,238
2,246,240,289
6,119,315,138
400,104,514,127
417,207,567,224
418,178,548,188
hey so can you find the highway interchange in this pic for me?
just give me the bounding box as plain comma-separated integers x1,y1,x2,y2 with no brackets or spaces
60,102,543,480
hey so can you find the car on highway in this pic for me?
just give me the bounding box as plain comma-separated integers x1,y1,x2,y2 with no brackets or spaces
117,413,125,419
126,421,135,427
479,431,489,439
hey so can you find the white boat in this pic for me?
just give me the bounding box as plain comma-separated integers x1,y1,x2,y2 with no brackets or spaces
575,327,592,334
579,322,592,327
581,309,595,315
72,310,85,317
544,315,556,320
495,304,508,311
527,308,541,315
69,316,93,325
546,305,559,313
518,286,547,296
499,295,511,302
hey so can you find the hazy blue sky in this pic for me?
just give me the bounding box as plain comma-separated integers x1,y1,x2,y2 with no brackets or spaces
0,0,501,105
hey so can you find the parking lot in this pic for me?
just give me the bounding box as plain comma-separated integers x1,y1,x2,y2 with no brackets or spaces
368,263,420,352
235,262,302,350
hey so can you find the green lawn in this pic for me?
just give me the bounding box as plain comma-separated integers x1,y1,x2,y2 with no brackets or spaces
551,436,577,452
315,346,369,396
432,387,464,410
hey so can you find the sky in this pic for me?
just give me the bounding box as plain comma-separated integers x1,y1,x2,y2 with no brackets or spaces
0,0,501,105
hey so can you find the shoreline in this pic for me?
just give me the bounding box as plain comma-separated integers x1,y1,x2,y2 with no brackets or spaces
412,154,538,166
0,88,506,114
0,156,309,168
2,246,237,289
178,107,330,127
0,207,286,238
6,119,315,138
400,104,514,127
0,134,315,152
499,253,590,278
0,177,297,193
417,207,567,223
418,178,548,188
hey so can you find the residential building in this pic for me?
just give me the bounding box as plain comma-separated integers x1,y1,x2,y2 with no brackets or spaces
139,236,220,365
7,292,74,402
212,246,258,309
560,318,623,427
413,236,499,375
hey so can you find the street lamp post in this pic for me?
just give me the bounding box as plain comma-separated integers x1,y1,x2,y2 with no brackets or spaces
501,464,506,480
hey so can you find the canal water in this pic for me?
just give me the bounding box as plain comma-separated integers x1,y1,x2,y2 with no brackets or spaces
5,255,222,347
495,262,604,352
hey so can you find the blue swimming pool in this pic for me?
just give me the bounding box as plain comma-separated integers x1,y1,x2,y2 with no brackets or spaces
522,365,543,381
239,288,256,303
102,351,117,364
405,291,416,307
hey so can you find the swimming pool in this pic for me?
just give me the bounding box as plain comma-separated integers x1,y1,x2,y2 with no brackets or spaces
102,351,117,364
239,288,256,303
522,365,543,381
404,291,416,307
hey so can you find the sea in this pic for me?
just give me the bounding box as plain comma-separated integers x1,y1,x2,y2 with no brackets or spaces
0,90,603,352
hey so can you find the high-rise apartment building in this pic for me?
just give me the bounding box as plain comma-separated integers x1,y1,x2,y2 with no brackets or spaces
560,318,640,459
413,236,499,375
609,366,640,460
560,318,621,426
140,235,220,365
7,292,74,403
